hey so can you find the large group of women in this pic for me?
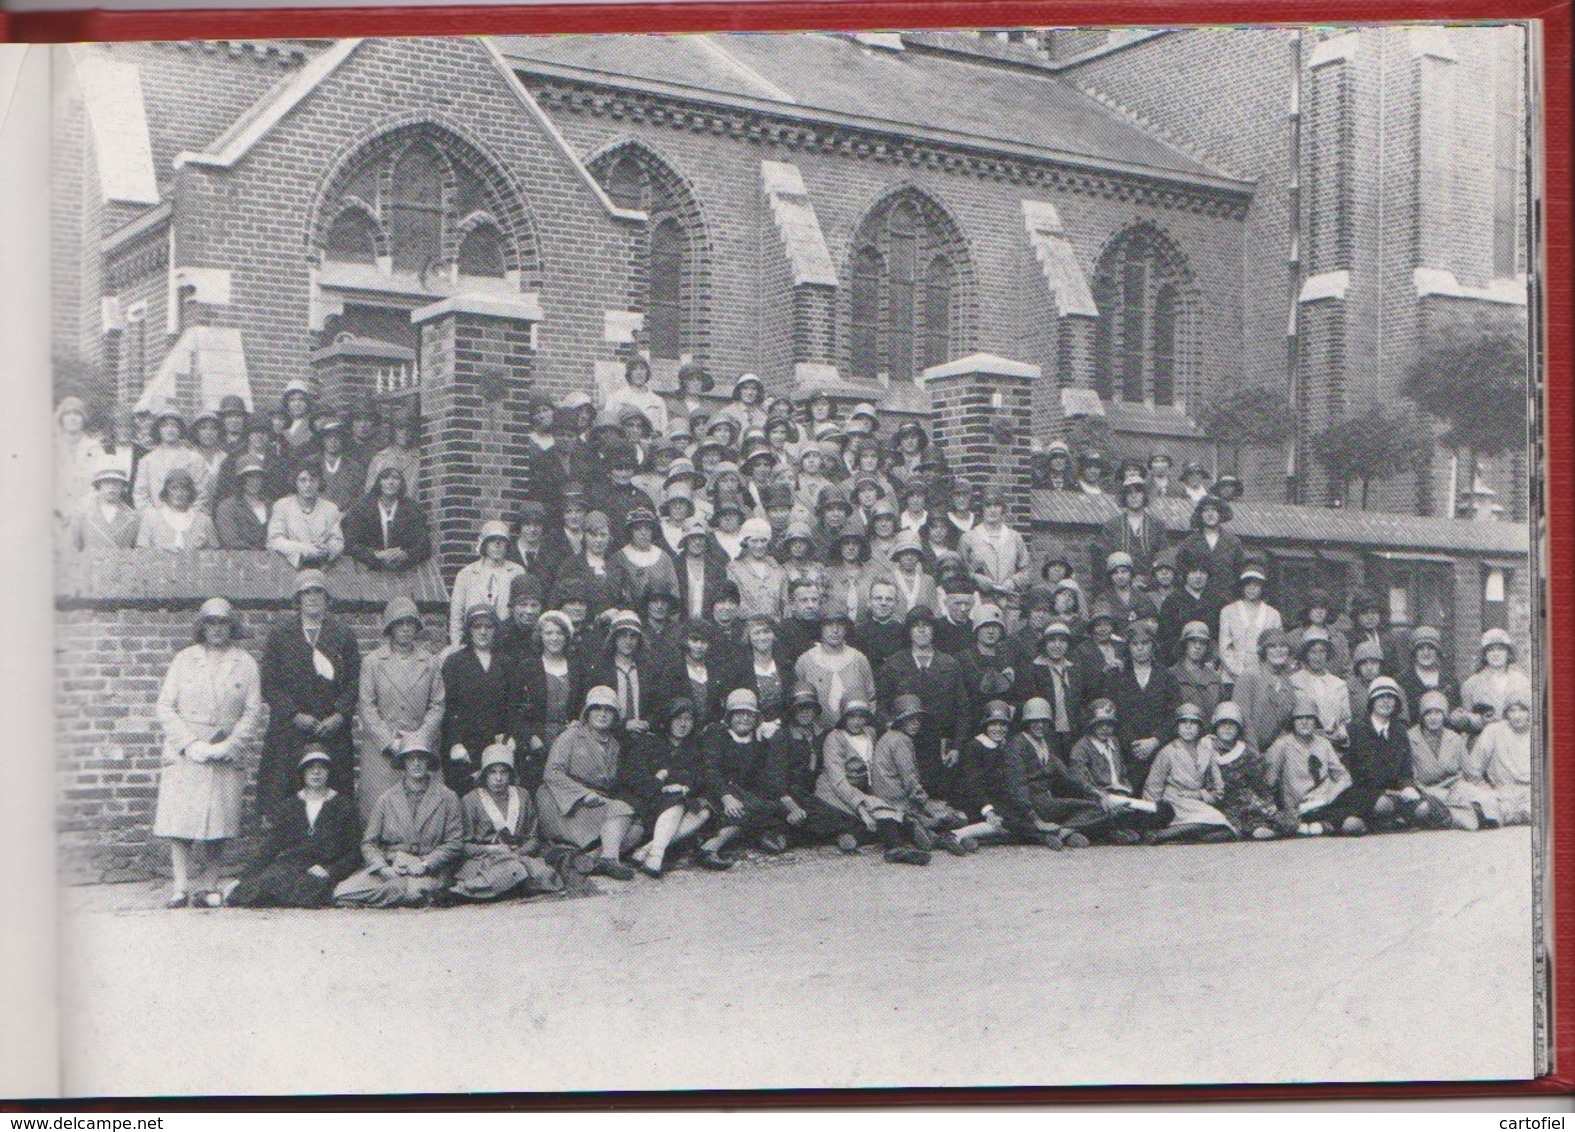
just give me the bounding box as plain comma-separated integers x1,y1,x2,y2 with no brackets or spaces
64,357,1534,910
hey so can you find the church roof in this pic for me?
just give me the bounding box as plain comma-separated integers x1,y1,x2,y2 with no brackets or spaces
495,32,1249,192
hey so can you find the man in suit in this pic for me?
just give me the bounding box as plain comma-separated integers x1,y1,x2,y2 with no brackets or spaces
877,606,970,802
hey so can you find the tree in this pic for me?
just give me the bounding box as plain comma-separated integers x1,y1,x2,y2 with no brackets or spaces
1401,325,1529,513
1197,383,1296,474
1313,401,1430,510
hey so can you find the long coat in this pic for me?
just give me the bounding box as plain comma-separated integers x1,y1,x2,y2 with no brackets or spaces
72,500,140,550
214,495,270,550
333,781,465,908
439,647,518,791
259,615,361,816
228,790,362,907
1092,510,1169,581
357,644,446,822
1174,528,1248,610
449,787,562,900
341,494,432,572
153,643,263,841
510,654,590,788
536,721,638,849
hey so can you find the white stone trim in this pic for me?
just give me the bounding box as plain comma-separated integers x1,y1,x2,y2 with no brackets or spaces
479,38,646,224
74,52,160,205
1299,270,1351,303
411,292,544,324
920,352,1040,384
174,40,363,170
1022,200,1098,318
1308,32,1360,69
760,160,838,287
1414,267,1528,306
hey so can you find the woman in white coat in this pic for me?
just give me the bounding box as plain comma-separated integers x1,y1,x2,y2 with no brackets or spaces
154,597,262,907
356,596,446,823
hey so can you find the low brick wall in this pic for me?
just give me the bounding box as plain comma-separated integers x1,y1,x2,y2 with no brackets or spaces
56,550,448,884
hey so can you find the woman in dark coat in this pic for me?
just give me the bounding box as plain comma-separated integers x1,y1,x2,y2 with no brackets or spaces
226,746,361,907
439,605,518,793
1173,495,1247,611
621,697,712,877
509,611,588,791
258,570,361,818
341,466,432,572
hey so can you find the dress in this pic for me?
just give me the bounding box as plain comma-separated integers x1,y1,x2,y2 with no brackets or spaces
266,495,345,567
135,506,219,551
1408,723,1495,830
333,781,465,908
449,787,563,900
1471,719,1533,825
227,790,362,907
536,721,639,849
729,556,787,622
794,644,876,731
153,643,263,840
1207,736,1280,835
1143,738,1233,830
356,643,446,823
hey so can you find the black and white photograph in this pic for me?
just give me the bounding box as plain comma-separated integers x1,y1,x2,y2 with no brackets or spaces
30,21,1546,1096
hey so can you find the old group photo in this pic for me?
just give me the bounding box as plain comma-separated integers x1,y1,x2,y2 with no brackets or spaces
49,23,1542,1095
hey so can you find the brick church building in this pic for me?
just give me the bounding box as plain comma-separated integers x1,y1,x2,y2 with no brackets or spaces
49,27,1535,877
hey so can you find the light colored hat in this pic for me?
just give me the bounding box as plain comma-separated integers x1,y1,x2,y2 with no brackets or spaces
888,530,925,561
1352,640,1385,667
380,595,423,636
1105,551,1135,573
732,372,764,397
476,520,511,554
1291,692,1320,720
582,685,621,718
1410,626,1443,652
783,520,816,547
1298,626,1333,658
850,402,879,424
1120,469,1148,493
660,484,694,513
292,569,330,598
536,610,575,640
608,609,644,638
296,743,332,771
1045,440,1071,458
1042,621,1073,640
1366,676,1404,705
838,699,875,726
390,734,437,766
1175,702,1207,725
1020,697,1053,724
90,461,129,487
1418,689,1451,716
283,378,313,398
1480,628,1516,656
478,742,516,777
1181,620,1211,644
194,596,244,640
1210,701,1244,729
1239,564,1268,585
724,688,761,716
739,516,773,544
465,602,501,628
969,603,1006,634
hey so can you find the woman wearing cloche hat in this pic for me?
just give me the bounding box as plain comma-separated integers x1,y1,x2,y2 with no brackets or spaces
225,742,362,908
447,742,567,902
356,596,445,824
153,596,262,908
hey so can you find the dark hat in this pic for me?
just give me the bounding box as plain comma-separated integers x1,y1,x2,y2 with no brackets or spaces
821,609,855,630
642,586,678,610
509,572,545,604
554,576,592,604
713,580,742,605
624,506,659,532
893,419,929,450
890,694,927,724
218,394,249,417
662,696,697,726
516,500,548,524
1191,494,1234,526
789,681,821,711
159,468,198,502
676,361,715,392
905,605,939,630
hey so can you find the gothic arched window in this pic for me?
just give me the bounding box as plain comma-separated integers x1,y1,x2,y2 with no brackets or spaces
457,222,507,279
387,141,447,273
847,192,966,383
589,146,708,363
1092,225,1194,407
325,206,379,265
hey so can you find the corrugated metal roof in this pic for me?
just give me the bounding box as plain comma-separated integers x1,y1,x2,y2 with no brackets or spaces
1031,492,1530,557
55,550,449,608
496,32,1245,189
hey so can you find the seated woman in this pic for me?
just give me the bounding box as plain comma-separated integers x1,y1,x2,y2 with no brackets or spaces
342,466,432,573
1409,689,1498,830
1469,692,1533,827
1067,698,1173,840
621,697,712,878
692,688,786,868
999,697,1118,846
762,682,865,853
536,685,644,881
267,465,345,569
226,746,361,908
1203,702,1280,840
448,743,566,903
1264,693,1364,836
1344,676,1446,831
867,694,974,854
1142,703,1236,843
816,700,931,865
333,736,464,908
1460,628,1534,736
136,469,219,552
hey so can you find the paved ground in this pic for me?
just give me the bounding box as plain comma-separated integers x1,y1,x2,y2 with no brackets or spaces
60,827,1536,1097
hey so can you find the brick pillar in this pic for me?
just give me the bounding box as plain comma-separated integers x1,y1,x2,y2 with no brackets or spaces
921,353,1040,527
412,293,542,583
310,338,417,413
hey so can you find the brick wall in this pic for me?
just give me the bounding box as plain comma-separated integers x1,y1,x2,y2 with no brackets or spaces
56,600,447,884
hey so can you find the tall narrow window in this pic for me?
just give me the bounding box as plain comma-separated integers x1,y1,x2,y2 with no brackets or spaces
847,192,966,384
1091,225,1193,406
850,248,883,380
922,256,953,372
648,218,685,361
388,142,446,273
1492,29,1523,279
1151,284,1177,406
605,155,645,212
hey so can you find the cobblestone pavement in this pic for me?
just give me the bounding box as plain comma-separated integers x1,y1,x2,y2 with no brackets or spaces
60,828,1536,1096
